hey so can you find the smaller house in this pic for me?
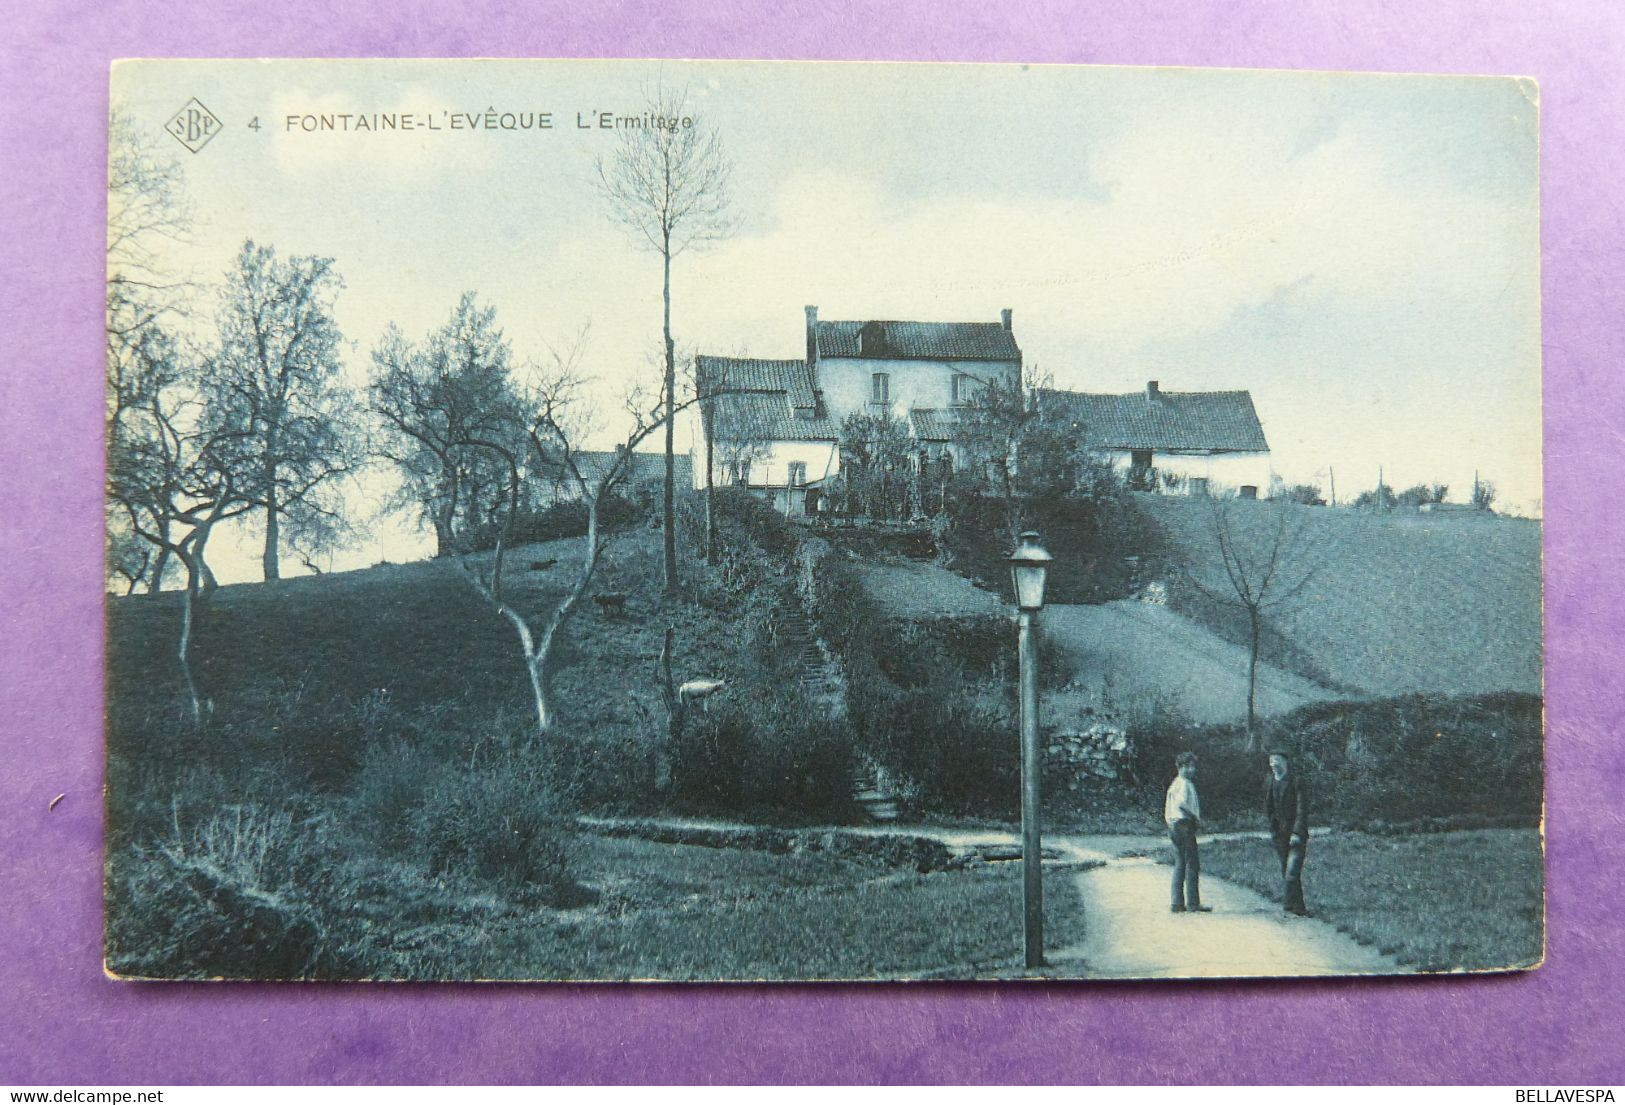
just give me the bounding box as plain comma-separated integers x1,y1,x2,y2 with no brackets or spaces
1040,381,1271,496
693,355,841,515
533,449,694,508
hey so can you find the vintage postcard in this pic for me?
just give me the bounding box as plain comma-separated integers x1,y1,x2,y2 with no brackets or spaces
105,59,1542,981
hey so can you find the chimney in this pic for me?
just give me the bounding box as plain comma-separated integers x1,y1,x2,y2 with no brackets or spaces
1000,308,1013,331
805,305,819,364
1146,380,1160,401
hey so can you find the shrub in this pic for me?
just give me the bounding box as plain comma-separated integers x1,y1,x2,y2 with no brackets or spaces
1273,692,1542,826
711,486,801,561
1396,483,1449,507
410,754,579,901
348,736,447,854
1130,712,1265,824
1127,693,1543,829
941,488,1153,605
1353,484,1398,511
549,723,661,813
105,802,375,980
671,691,858,820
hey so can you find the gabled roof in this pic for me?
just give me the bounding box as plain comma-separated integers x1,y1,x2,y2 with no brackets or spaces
541,450,693,490
695,354,838,443
909,408,962,442
1039,387,1269,452
815,319,1021,362
712,393,839,442
696,355,818,411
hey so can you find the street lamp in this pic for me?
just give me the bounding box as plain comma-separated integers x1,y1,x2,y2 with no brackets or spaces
1008,530,1052,969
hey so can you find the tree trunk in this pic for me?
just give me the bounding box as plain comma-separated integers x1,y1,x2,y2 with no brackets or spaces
1246,607,1261,750
703,368,718,566
177,553,204,726
662,236,678,594
524,494,602,735
654,625,681,792
147,523,171,596
262,463,281,581
434,471,460,558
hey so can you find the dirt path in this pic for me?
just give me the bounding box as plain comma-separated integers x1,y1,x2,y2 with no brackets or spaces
1052,855,1397,978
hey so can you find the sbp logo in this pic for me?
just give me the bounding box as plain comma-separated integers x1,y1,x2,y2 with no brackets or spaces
164,97,223,153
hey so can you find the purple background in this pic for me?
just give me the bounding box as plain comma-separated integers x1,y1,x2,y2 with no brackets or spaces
3,0,1621,1085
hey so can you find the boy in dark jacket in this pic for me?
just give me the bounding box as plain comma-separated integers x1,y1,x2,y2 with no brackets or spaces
1265,749,1310,916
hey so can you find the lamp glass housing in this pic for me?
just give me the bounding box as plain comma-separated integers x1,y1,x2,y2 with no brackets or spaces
1008,531,1053,611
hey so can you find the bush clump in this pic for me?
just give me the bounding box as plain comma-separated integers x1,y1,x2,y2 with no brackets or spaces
671,691,858,821
410,754,582,903
105,802,376,980
1127,693,1543,829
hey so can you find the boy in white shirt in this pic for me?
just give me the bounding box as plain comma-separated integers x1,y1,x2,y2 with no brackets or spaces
1165,751,1212,913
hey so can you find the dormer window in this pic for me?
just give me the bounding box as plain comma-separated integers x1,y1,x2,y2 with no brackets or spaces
859,320,887,357
871,372,891,406
952,373,976,406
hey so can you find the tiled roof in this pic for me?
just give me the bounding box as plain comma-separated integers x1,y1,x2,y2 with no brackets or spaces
696,354,837,443
1038,388,1269,452
552,450,693,489
696,355,818,411
909,408,963,441
815,320,1021,362
712,392,840,442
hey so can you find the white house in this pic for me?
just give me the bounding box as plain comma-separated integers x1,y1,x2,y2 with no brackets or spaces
694,306,1023,513
1038,381,1272,496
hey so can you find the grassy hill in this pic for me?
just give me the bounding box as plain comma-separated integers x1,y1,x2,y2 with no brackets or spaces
1137,496,1542,697
107,531,753,800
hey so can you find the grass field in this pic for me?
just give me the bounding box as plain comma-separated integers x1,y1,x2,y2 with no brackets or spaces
468,833,1090,980
106,530,743,749
1193,828,1544,972
105,825,1088,980
1141,496,1542,697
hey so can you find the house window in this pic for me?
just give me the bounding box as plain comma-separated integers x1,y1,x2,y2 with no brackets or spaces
731,458,752,486
787,461,807,488
871,372,890,406
1131,449,1153,470
952,373,975,406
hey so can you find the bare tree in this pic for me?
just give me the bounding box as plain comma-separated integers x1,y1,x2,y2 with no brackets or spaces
107,326,257,724
951,365,1083,545
107,108,194,319
1185,498,1320,747
107,108,196,595
837,411,915,522
204,241,361,580
369,295,526,556
455,343,718,738
597,86,735,593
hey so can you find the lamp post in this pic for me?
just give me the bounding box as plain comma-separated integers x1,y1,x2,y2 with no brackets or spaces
1009,530,1052,970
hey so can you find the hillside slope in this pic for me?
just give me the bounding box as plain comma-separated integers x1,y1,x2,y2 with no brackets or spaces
852,557,1338,725
1040,600,1339,725
1138,497,1542,698
106,531,767,801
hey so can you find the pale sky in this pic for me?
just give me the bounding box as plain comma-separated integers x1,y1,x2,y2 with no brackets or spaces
111,59,1542,583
